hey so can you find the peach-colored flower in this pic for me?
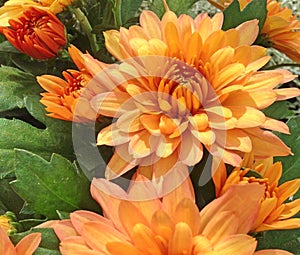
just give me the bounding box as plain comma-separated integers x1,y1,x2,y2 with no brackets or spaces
208,0,300,63
0,6,66,59
92,8,300,179
37,45,107,121
213,153,300,232
0,0,74,26
0,226,41,255
52,170,292,254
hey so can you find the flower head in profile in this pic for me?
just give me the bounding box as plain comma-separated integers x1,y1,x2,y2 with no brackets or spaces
208,0,300,63
0,0,74,26
37,45,107,121
0,213,16,235
52,168,292,255
0,227,41,255
213,153,300,232
92,6,300,179
0,6,66,59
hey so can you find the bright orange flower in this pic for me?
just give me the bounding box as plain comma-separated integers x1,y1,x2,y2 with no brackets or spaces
208,0,300,63
0,227,41,255
93,8,300,179
0,0,74,26
0,6,66,59
37,45,107,121
52,169,292,254
213,153,300,232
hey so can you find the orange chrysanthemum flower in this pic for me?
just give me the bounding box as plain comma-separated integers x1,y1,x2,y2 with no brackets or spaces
0,6,66,59
92,8,300,179
0,226,41,255
37,45,107,121
213,154,300,232
0,0,74,26
52,170,292,255
208,0,300,63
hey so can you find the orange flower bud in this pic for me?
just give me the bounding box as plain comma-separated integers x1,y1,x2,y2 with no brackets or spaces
0,6,66,59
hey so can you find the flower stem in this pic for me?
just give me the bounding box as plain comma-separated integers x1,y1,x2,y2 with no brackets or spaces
72,7,99,55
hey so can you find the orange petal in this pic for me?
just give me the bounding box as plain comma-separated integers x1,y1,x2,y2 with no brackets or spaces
168,222,193,255
173,198,200,235
200,184,265,234
107,241,144,255
15,233,41,255
53,220,78,241
214,234,256,254
131,224,164,254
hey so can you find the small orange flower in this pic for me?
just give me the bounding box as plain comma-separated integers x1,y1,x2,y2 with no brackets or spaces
0,0,74,26
0,226,41,255
52,169,292,255
0,6,66,59
37,45,107,121
208,0,300,63
213,154,300,232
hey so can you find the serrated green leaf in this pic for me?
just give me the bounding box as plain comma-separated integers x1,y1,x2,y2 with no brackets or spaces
0,66,42,112
150,0,198,18
11,149,100,219
0,96,74,178
222,0,267,32
274,118,300,187
10,228,60,252
256,229,300,254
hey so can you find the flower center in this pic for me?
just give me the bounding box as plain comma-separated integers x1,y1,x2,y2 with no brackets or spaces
62,70,87,97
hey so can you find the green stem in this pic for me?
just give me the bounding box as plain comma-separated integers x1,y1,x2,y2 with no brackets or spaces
113,0,123,27
72,7,99,55
265,63,300,70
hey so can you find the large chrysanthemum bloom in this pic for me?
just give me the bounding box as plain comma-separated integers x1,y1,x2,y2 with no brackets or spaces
93,8,300,179
208,0,300,63
37,45,107,121
213,153,300,232
52,169,291,254
0,0,74,26
0,227,41,255
0,6,66,59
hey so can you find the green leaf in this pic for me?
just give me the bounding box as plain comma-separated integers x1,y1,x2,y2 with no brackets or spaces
0,41,20,54
0,96,74,178
263,101,293,120
10,228,60,253
150,0,198,18
222,0,267,32
274,118,300,187
120,0,143,24
113,0,143,26
0,66,42,112
256,229,300,254
11,149,100,219
0,178,24,218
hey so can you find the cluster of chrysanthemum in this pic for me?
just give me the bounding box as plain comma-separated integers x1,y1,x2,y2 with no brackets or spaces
0,0,299,254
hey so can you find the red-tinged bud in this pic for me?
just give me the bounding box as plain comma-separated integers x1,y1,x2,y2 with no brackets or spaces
0,6,66,59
